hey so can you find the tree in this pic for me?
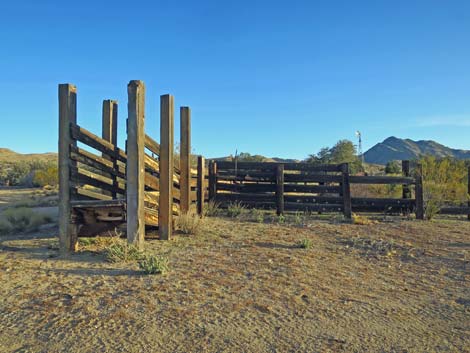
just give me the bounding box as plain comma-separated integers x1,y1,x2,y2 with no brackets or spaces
236,152,266,162
385,161,401,174
305,139,363,173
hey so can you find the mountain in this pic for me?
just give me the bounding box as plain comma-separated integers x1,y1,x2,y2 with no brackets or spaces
0,148,57,163
364,137,470,165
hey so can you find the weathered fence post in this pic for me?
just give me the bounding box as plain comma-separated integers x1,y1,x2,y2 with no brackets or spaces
341,163,352,219
180,107,191,214
126,80,146,248
208,160,217,201
276,164,284,215
102,100,118,198
159,94,174,240
58,83,78,253
415,163,424,220
402,160,411,199
197,156,205,216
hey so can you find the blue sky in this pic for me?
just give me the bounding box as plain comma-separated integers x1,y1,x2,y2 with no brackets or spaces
0,0,469,159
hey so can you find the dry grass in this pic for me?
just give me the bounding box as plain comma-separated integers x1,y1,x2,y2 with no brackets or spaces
0,215,469,352
175,208,203,235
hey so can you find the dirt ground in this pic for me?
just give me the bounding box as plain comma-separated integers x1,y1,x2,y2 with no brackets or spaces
0,188,469,352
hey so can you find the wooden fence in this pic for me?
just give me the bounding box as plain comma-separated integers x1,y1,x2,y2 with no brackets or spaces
209,160,424,219
58,81,207,253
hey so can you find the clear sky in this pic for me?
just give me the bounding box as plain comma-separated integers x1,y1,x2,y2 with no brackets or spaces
0,0,469,159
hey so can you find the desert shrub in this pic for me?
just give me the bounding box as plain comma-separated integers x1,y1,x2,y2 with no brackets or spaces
0,219,13,235
226,201,246,218
249,208,264,223
34,165,59,187
105,240,143,263
2,207,52,232
203,200,220,217
176,209,203,235
419,156,469,219
385,161,401,174
138,255,169,275
298,238,312,249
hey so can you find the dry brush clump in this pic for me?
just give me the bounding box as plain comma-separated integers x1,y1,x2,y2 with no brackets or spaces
0,207,53,235
176,208,204,235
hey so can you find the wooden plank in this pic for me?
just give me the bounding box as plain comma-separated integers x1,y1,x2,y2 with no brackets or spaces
180,106,191,213
70,124,127,163
126,80,146,248
145,134,160,156
145,172,160,191
349,175,415,185
102,99,118,198
439,207,470,215
351,197,415,207
215,193,275,202
276,164,284,215
217,170,276,179
217,183,276,193
59,83,78,253
71,198,125,208
159,94,174,240
215,161,343,172
284,202,343,212
209,160,217,201
284,195,344,203
284,184,341,194
71,167,126,195
145,154,159,173
70,146,126,179
402,160,411,199
197,156,205,216
284,174,342,183
415,164,424,220
72,186,113,201
341,163,352,219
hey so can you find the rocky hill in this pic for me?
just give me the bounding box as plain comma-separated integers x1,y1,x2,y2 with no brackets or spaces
364,137,470,165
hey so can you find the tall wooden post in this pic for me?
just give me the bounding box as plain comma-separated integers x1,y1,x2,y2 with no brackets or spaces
341,163,352,219
126,80,146,248
180,107,191,213
467,166,470,221
159,94,174,240
276,164,284,215
415,163,424,220
402,160,411,199
197,156,205,216
102,100,118,198
59,84,78,253
208,160,217,201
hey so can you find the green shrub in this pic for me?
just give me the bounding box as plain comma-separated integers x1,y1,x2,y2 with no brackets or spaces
105,241,143,263
226,201,246,218
249,208,264,223
176,209,203,235
138,255,169,275
298,238,312,249
33,166,59,187
277,214,285,224
0,219,13,235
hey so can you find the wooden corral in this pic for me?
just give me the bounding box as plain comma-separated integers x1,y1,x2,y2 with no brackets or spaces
209,160,424,219
58,81,208,253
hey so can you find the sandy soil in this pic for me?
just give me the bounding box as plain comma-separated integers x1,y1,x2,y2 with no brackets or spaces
1,213,469,353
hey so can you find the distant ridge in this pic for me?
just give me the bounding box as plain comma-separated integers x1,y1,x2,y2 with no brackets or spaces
364,137,470,165
0,148,57,163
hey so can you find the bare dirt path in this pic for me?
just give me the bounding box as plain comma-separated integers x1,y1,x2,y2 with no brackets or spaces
0,218,469,352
